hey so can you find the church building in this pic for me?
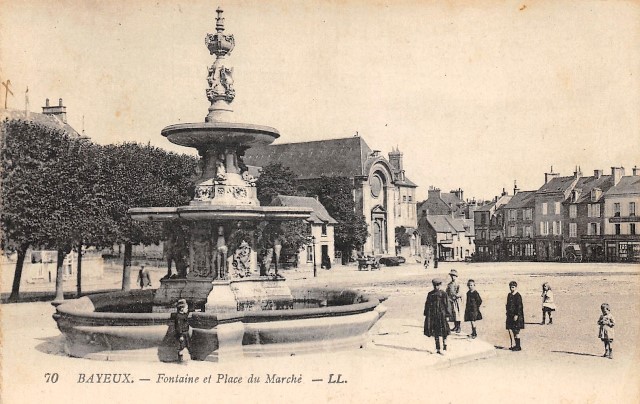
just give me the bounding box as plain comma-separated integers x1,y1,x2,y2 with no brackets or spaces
244,136,419,257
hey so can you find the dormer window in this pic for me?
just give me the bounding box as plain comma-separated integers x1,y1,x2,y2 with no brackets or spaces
572,190,581,203
591,188,601,202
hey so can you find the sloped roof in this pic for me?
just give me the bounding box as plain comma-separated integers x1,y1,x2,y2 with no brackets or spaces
244,137,372,180
1,108,80,138
395,177,418,187
605,176,640,197
475,201,496,212
270,195,338,224
426,215,467,234
573,175,614,203
536,176,577,194
440,192,464,207
503,191,536,209
426,215,456,233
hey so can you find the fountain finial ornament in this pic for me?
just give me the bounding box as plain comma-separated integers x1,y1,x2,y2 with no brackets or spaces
205,7,236,122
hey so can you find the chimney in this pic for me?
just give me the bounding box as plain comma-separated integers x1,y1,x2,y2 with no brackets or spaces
501,187,507,196
428,187,441,200
611,166,625,186
544,166,559,184
513,180,520,195
42,97,67,123
573,165,582,179
594,169,603,179
451,188,464,201
633,166,639,176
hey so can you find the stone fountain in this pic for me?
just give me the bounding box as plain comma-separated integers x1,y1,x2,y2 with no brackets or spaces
53,7,386,362
129,7,312,314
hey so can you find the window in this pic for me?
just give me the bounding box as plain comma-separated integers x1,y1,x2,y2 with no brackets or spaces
542,203,548,215
552,221,557,235
555,202,561,215
509,225,517,237
540,221,549,235
524,208,533,221
306,246,314,263
614,203,621,217
615,224,621,235
408,195,412,202
321,224,327,236
630,202,636,217
524,226,533,238
588,204,600,218
569,205,577,218
631,223,637,235
569,223,577,238
588,222,600,236
480,214,486,225
481,231,486,240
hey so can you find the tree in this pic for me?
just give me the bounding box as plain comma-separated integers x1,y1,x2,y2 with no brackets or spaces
255,163,299,206
309,176,368,263
102,143,196,290
1,119,83,301
395,226,412,249
254,162,310,262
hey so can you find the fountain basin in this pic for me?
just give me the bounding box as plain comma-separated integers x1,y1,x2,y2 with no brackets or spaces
52,287,387,362
128,205,313,222
161,122,279,148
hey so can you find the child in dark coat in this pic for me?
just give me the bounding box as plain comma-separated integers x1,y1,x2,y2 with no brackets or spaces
424,278,450,355
506,281,525,351
464,279,483,338
175,299,191,362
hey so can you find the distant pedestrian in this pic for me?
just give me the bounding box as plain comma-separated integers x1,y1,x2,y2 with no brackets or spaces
137,265,152,289
541,282,556,325
506,281,525,351
446,269,463,333
597,303,615,359
464,279,483,338
424,278,450,355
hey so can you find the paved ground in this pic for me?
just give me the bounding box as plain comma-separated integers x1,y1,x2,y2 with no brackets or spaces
1,261,639,403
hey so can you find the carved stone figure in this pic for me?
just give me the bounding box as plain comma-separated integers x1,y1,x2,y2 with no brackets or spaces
242,170,256,186
215,226,228,280
215,153,227,182
231,241,252,278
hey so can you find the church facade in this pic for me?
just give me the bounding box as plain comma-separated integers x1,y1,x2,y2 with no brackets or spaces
244,136,418,257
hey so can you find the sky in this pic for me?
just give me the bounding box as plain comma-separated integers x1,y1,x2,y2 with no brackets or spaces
1,0,638,201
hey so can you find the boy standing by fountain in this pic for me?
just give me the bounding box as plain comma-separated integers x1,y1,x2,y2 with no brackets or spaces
175,299,191,362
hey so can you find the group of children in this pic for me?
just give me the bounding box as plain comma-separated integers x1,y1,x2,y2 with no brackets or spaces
423,270,615,358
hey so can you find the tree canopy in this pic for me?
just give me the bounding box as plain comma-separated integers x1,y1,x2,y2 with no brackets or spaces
309,176,369,255
0,119,198,299
255,163,299,206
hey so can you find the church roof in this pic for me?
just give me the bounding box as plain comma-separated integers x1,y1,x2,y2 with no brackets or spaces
244,137,372,180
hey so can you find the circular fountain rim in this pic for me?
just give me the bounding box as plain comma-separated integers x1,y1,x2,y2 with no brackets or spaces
161,121,280,148
53,288,383,326
128,205,314,221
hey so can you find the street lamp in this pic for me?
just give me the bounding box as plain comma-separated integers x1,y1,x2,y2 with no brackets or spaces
311,235,317,277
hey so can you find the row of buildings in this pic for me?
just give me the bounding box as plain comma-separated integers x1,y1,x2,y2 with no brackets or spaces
474,167,640,262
